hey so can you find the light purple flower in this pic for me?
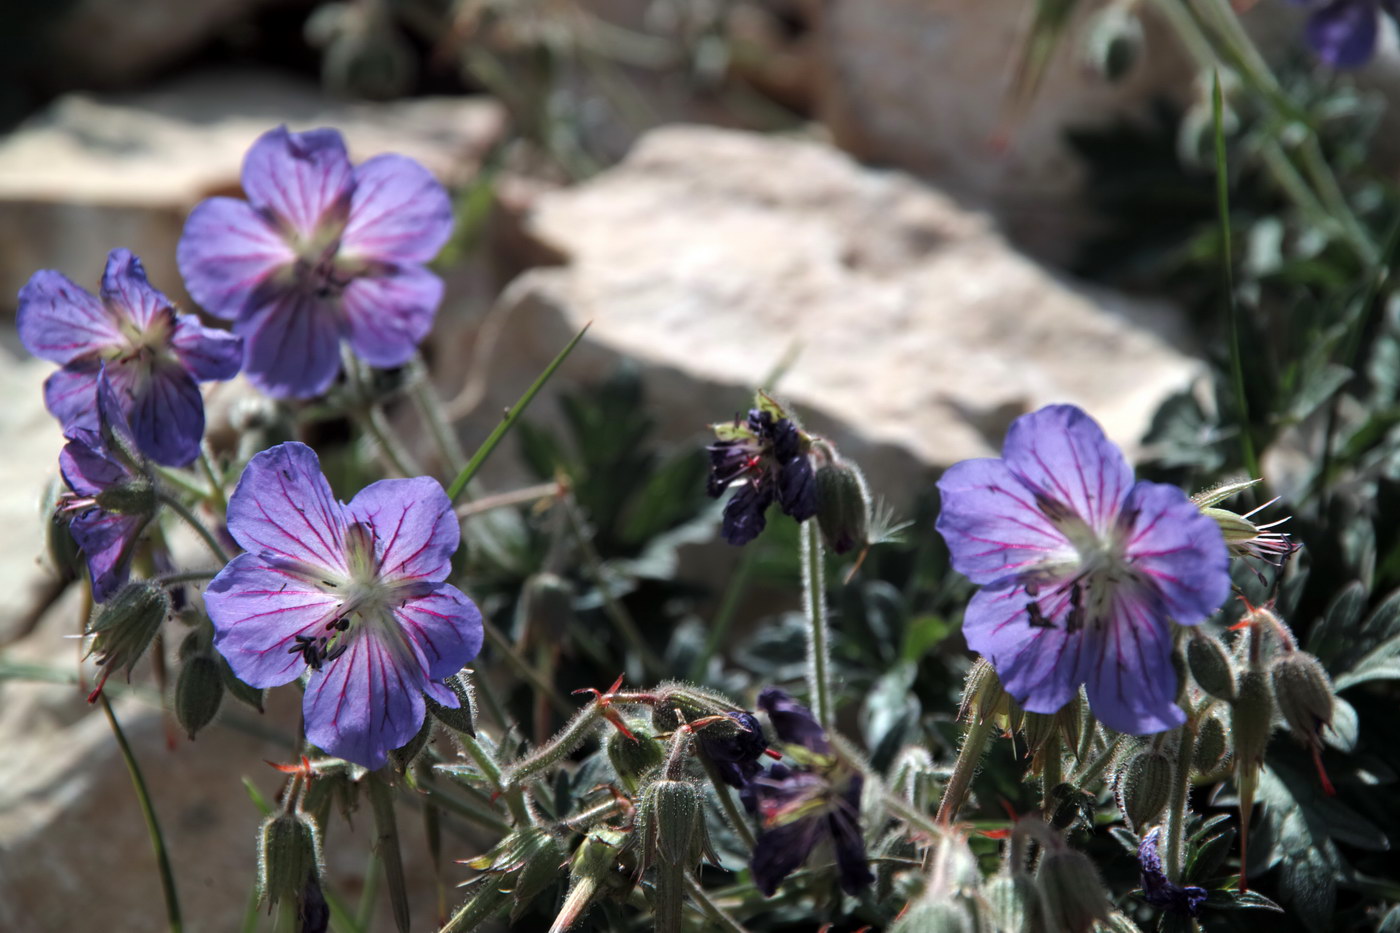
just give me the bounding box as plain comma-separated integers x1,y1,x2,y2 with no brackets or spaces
59,371,157,602
935,405,1230,734
205,442,482,768
177,126,454,399
19,249,242,467
1291,0,1399,68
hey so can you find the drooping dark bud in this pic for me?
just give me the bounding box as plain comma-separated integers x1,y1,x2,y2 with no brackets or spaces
1187,631,1237,701
426,672,476,736
1193,713,1229,776
258,810,322,908
696,711,769,788
517,572,576,645
1031,845,1112,933
607,719,667,794
87,580,171,695
175,653,224,740
813,457,871,555
1231,670,1276,769
1113,748,1174,830
1271,652,1335,745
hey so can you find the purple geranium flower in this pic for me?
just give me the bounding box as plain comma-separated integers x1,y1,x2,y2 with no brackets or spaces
205,442,483,768
1138,827,1207,916
58,371,157,602
745,688,872,897
177,126,454,399
697,711,770,789
707,408,817,545
1292,0,1399,68
935,405,1230,734
19,249,242,467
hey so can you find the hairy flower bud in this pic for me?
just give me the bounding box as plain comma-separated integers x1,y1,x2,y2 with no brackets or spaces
982,873,1032,933
1231,670,1276,768
87,580,171,692
1188,632,1237,701
175,653,224,740
258,811,322,907
650,683,743,733
1031,845,1112,933
958,658,1008,724
813,456,872,555
1193,713,1229,776
1271,652,1334,746
1114,749,1174,830
553,828,629,933
641,779,707,868
95,477,157,516
607,720,667,793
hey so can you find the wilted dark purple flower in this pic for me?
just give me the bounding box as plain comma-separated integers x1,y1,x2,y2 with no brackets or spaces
58,372,157,602
19,249,241,466
707,407,817,546
177,126,454,398
1138,827,1207,917
698,711,769,788
936,405,1230,734
1292,0,1398,68
205,442,483,769
745,688,872,897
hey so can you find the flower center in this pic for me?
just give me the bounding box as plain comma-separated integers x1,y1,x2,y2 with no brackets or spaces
1025,494,1138,634
106,307,176,377
293,522,403,671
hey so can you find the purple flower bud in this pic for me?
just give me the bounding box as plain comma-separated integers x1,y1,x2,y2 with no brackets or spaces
1137,827,1207,917
698,711,769,788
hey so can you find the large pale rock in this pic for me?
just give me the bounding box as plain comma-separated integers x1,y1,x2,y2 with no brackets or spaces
476,125,1201,498
0,69,506,310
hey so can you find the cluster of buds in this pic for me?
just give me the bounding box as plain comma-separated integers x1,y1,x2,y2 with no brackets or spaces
256,762,326,926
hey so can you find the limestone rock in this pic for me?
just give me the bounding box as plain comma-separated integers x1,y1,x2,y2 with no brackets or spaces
476,124,1201,498
0,69,507,310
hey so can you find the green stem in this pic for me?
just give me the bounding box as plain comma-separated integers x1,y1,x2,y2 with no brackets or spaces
100,694,182,933
698,752,757,850
800,521,833,729
198,447,227,512
360,402,423,479
154,569,220,586
419,782,512,836
1164,722,1198,883
684,874,750,933
1070,733,1126,789
934,713,998,825
367,776,411,933
408,355,467,476
158,493,230,564
1040,733,1063,817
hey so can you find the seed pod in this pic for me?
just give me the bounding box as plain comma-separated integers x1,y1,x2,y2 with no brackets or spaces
426,673,476,736
517,572,576,645
1031,846,1112,933
813,457,872,555
982,872,1031,933
645,779,702,867
258,811,322,907
1231,670,1276,768
1193,714,1229,776
958,658,1007,724
1113,748,1174,830
1271,652,1334,745
1188,632,1237,701
88,580,171,678
175,653,224,740
607,720,666,794
890,900,975,933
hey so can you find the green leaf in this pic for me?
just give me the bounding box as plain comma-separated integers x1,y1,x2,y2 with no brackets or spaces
1324,696,1360,752
1307,580,1368,669
1204,889,1285,912
900,614,952,664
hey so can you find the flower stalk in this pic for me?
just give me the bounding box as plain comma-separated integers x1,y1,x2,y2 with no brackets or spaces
934,712,998,825
800,521,833,730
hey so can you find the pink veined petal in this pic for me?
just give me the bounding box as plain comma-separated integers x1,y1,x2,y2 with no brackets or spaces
99,249,171,330
17,269,120,365
346,477,458,583
962,579,1092,716
106,359,205,467
177,196,296,320
43,361,102,435
225,442,349,576
390,582,483,681
1082,584,1185,734
206,553,344,688
935,456,1074,587
171,314,243,382
241,126,355,242
340,266,443,369
237,290,344,399
59,430,131,498
1001,405,1134,535
1122,481,1231,625
70,509,147,603
341,154,454,264
302,627,428,769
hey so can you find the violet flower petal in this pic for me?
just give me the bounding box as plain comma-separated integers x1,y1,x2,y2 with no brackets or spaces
1000,404,1134,534
225,442,349,576
391,582,484,681
962,581,1090,716
100,249,169,330
70,509,148,602
241,127,355,241
177,196,295,320
107,360,206,467
935,456,1073,586
238,292,344,398
757,688,829,753
17,270,119,365
341,154,454,264
43,360,103,434
206,553,344,687
302,629,427,769
1306,0,1379,68
172,314,243,382
59,429,130,497
829,775,874,895
1121,482,1232,624
340,267,443,369
752,815,825,897
345,476,459,582
1083,586,1184,734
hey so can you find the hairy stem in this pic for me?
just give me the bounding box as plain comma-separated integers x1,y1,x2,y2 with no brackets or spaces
934,713,998,825
158,493,230,564
800,521,833,729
